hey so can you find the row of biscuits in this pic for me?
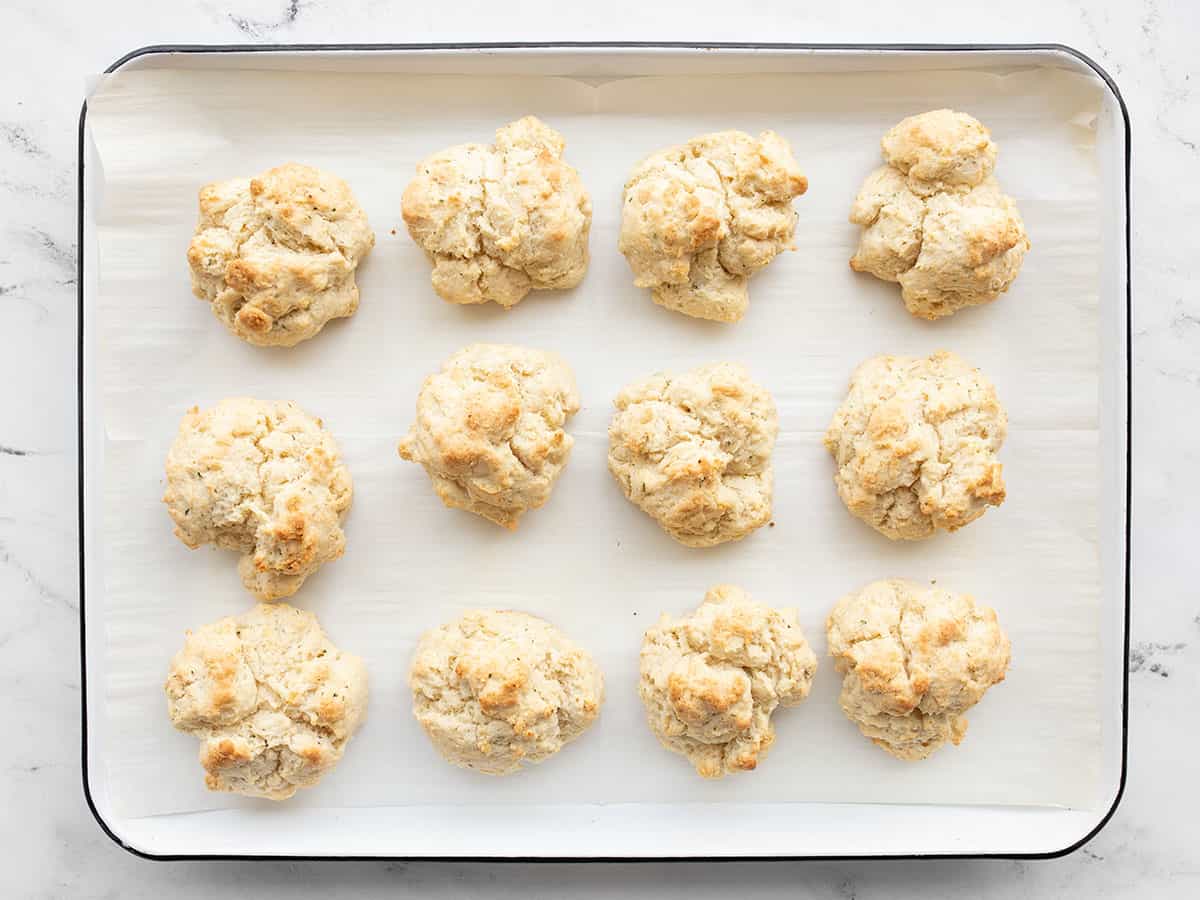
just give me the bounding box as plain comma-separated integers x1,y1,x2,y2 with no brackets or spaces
163,346,1008,600
166,579,1010,799
186,109,1029,347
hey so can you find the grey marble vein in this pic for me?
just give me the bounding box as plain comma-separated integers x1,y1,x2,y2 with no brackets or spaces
0,122,48,158
1158,121,1198,153
1078,8,1124,74
0,175,73,202
0,539,69,608
27,227,75,275
229,0,302,38
1153,365,1200,386
1128,641,1187,676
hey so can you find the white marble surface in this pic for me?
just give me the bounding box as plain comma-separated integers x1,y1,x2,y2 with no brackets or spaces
0,0,1195,895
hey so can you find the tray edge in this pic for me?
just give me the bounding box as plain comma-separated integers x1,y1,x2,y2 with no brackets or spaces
76,40,1132,864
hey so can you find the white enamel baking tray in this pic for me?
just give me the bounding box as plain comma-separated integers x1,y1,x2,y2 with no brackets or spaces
79,43,1130,861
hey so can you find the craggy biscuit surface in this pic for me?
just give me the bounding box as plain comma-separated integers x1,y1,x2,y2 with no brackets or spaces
824,351,1007,540
187,163,374,346
163,398,352,600
881,109,998,196
849,110,1029,320
397,343,580,529
608,362,778,547
165,603,368,799
639,585,817,777
409,609,604,775
826,579,1010,760
402,116,592,307
619,130,807,322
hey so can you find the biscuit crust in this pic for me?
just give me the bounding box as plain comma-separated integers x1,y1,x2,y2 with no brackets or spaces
826,579,1010,760
639,585,817,777
824,351,1007,540
409,609,604,775
397,343,580,529
402,116,592,308
608,362,778,547
165,603,368,799
619,130,807,322
187,162,374,346
163,398,352,600
849,110,1030,320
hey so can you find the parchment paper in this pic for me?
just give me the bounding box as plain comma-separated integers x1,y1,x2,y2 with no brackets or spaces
88,64,1106,819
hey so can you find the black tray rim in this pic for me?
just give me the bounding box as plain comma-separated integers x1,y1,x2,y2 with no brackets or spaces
76,40,1132,864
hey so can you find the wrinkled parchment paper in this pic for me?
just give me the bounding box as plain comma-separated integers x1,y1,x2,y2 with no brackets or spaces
88,63,1107,819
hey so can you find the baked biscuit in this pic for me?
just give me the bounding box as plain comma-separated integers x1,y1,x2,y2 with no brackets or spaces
639,585,817,777
165,602,368,799
849,110,1030,320
163,398,352,600
619,130,808,322
409,609,604,775
826,579,1010,760
187,163,374,346
398,343,580,529
402,116,592,307
608,362,778,547
824,351,1006,540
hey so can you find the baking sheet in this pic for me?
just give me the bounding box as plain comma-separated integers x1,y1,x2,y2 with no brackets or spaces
87,63,1106,819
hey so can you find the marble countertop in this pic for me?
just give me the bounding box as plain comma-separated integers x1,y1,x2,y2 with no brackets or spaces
1,0,1195,896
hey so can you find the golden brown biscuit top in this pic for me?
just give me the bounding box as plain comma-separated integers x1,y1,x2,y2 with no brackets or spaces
826,579,1009,760
618,130,807,323
608,362,778,547
881,109,998,196
639,585,817,778
397,343,580,529
409,609,604,775
165,603,368,800
163,397,352,600
187,163,374,346
824,351,1007,540
401,116,592,308
849,110,1029,320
